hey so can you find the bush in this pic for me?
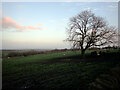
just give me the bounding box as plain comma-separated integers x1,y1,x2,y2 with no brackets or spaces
7,52,23,57
7,51,43,58
90,51,97,57
99,51,106,56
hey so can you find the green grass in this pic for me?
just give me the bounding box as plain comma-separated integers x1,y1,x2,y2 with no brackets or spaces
3,51,80,64
2,49,120,89
2,52,8,58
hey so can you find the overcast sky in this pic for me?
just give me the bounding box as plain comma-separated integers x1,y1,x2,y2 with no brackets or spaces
1,2,118,49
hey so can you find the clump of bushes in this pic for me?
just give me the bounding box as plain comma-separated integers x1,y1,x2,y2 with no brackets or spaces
98,51,106,56
7,52,23,57
7,51,45,58
90,51,107,57
90,51,97,57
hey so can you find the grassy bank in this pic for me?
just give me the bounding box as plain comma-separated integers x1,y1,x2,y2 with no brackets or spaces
2,49,120,89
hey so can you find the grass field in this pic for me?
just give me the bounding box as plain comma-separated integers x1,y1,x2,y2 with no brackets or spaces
2,49,120,89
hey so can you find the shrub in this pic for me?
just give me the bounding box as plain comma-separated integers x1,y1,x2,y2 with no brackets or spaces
7,51,45,58
99,51,106,56
7,52,23,57
90,51,97,57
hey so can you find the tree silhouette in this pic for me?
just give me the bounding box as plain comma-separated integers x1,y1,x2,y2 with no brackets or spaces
66,10,117,58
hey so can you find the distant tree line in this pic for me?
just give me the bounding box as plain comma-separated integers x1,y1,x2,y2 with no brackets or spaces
2,46,119,59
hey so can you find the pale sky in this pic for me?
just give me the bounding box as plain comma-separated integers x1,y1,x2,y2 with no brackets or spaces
1,2,118,49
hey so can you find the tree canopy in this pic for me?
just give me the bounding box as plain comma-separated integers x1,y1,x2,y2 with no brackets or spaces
66,10,117,56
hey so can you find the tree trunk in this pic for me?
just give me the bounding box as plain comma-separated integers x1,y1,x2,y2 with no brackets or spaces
81,49,85,59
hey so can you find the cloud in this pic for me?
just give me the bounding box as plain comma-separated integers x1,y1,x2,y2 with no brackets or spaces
0,10,2,15
2,17,42,31
58,24,65,26
108,5,117,8
19,18,24,22
16,5,24,9
62,18,68,21
93,8,98,11
83,7,92,11
38,23,43,26
27,25,42,30
83,7,98,12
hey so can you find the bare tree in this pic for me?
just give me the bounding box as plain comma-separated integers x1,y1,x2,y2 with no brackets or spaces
66,10,117,57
